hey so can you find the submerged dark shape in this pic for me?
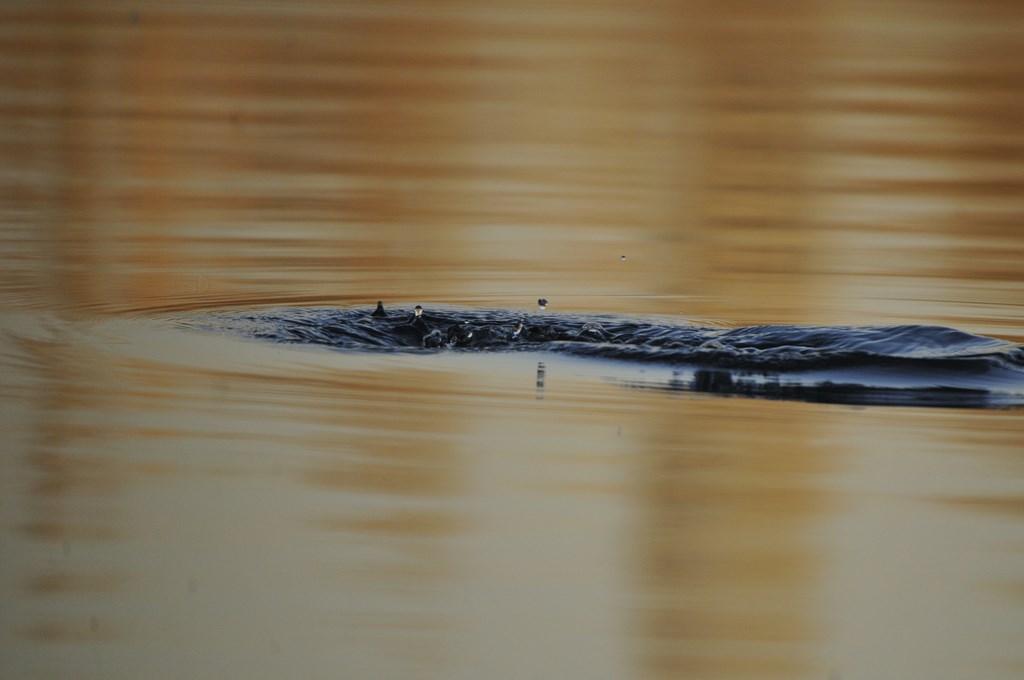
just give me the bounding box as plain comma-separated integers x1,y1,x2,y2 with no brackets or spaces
390,304,430,344
638,368,1004,409
192,304,1024,409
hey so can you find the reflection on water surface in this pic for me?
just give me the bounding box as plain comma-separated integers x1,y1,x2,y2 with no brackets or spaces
192,303,1024,408
2,1,1024,679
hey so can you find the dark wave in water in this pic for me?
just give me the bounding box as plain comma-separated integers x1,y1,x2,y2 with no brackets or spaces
188,304,1024,409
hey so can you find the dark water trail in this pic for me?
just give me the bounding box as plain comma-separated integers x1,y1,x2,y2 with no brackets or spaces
184,305,1024,409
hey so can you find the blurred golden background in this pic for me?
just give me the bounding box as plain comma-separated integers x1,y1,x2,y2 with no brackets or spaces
3,0,1022,328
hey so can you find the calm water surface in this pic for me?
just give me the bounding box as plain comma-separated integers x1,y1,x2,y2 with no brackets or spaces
2,2,1024,679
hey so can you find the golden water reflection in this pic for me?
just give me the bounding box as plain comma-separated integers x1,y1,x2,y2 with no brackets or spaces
2,320,1023,678
3,1,1022,327
2,1,1024,679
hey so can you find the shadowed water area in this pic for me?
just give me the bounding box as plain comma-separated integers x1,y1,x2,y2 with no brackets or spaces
3,1,1024,680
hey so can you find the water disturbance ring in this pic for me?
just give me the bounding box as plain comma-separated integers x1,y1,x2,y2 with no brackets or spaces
182,304,1024,409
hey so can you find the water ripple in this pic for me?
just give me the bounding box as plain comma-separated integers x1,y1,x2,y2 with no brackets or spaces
182,304,1024,409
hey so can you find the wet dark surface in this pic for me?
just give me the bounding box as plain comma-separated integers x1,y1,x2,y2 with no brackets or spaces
193,304,1024,408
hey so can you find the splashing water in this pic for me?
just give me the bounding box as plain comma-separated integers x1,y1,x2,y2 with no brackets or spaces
183,304,1024,409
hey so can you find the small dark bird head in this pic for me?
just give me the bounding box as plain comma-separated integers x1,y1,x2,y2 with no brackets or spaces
414,305,423,317
372,300,387,317
537,298,548,311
